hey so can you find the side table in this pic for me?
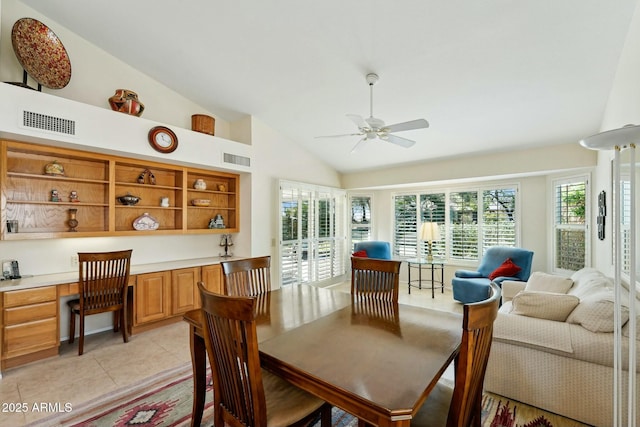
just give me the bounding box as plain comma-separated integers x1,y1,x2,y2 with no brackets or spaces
406,258,445,298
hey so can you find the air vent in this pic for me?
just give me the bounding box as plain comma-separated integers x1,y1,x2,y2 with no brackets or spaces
22,110,76,135
223,152,251,167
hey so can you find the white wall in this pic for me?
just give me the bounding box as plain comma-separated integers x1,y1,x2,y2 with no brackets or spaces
0,0,341,333
593,0,640,275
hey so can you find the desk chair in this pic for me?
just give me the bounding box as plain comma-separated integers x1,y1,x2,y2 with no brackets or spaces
67,249,132,356
197,283,331,427
351,257,401,304
221,256,271,296
411,282,501,427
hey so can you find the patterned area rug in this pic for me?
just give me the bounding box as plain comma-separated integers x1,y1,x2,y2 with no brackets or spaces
25,364,590,427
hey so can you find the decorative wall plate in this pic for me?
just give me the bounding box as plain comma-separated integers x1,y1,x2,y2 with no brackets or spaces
133,212,159,231
11,18,72,89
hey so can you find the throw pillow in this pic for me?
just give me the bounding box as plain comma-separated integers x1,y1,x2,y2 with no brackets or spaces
525,272,574,294
567,290,630,333
510,291,580,322
489,258,521,281
622,315,640,341
352,250,368,257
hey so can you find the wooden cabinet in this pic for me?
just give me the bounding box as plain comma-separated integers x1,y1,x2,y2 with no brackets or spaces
198,264,223,306
201,264,223,294
134,271,171,325
1,286,58,369
171,267,200,315
1,140,240,239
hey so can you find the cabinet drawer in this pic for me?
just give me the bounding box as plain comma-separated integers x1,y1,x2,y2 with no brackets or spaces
3,318,58,358
3,286,57,308
4,301,57,325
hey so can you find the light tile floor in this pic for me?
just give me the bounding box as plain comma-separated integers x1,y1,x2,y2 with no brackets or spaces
0,282,462,426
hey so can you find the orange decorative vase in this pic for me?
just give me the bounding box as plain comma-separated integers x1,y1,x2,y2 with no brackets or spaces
108,89,145,116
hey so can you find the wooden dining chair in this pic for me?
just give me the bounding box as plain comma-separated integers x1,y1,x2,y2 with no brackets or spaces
351,256,401,303
67,249,133,356
197,282,331,427
410,282,502,427
221,256,271,296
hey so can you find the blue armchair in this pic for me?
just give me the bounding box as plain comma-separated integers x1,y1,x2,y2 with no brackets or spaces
452,246,533,303
353,241,392,260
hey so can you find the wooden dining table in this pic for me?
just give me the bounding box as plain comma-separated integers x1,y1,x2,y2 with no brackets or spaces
183,284,462,427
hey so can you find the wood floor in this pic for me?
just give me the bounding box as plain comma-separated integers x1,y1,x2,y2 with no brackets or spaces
0,281,462,426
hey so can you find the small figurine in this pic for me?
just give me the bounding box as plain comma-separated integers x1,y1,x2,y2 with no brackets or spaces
51,189,59,202
69,191,79,202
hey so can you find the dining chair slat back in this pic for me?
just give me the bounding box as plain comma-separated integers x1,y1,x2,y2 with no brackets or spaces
197,282,331,427
68,249,132,355
410,282,501,427
351,257,401,303
221,256,271,296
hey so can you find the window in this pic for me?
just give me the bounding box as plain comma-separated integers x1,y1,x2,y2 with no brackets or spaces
279,181,346,286
393,185,518,262
394,195,418,257
350,195,372,250
552,176,588,273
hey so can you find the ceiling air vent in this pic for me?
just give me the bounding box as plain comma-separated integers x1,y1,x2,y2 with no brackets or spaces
223,152,250,167
22,110,76,136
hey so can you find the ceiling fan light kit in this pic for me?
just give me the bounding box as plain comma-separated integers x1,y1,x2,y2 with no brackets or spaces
317,72,429,153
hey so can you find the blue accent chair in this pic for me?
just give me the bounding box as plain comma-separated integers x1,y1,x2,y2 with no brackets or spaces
353,241,392,260
452,246,534,303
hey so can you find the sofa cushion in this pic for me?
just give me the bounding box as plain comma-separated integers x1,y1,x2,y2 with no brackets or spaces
510,291,580,322
525,272,573,294
495,304,574,353
568,268,613,299
567,290,630,333
489,258,521,280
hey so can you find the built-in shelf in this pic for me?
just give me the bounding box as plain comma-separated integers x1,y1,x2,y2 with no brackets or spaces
1,140,240,239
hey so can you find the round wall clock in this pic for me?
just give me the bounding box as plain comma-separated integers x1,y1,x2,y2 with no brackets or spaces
148,126,178,153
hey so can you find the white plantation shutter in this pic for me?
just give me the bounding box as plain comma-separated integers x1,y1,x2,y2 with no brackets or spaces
419,194,446,259
450,191,479,261
482,188,516,250
393,186,518,263
553,176,588,273
279,181,346,286
394,195,417,257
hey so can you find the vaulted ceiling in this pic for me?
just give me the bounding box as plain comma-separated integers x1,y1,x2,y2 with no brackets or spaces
21,0,638,172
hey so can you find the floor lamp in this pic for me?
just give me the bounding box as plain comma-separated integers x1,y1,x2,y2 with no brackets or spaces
581,125,638,427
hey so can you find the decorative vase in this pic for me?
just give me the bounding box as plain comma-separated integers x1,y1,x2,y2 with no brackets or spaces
194,179,207,190
108,89,145,117
68,208,78,232
44,160,64,176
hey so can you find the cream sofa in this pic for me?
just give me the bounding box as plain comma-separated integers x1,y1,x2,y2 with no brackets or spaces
484,268,639,427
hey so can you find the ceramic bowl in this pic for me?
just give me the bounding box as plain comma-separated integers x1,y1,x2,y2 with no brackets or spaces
117,194,140,205
191,199,211,207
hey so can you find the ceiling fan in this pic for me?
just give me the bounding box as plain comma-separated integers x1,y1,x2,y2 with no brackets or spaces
317,73,429,153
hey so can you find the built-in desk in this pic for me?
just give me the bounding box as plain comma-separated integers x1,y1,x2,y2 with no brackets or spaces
0,256,243,375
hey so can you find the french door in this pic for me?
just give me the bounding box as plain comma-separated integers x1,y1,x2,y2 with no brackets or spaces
279,180,346,286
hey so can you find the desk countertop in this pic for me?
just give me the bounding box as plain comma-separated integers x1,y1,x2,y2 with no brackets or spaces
0,256,244,293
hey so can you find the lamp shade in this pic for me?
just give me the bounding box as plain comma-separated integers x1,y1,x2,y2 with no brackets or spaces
419,222,441,242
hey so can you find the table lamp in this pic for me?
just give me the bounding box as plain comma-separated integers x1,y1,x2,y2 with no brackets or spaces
419,222,440,261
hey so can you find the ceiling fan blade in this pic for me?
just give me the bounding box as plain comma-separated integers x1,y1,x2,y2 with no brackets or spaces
350,137,368,153
385,118,429,133
346,114,368,129
383,133,416,148
315,133,363,139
